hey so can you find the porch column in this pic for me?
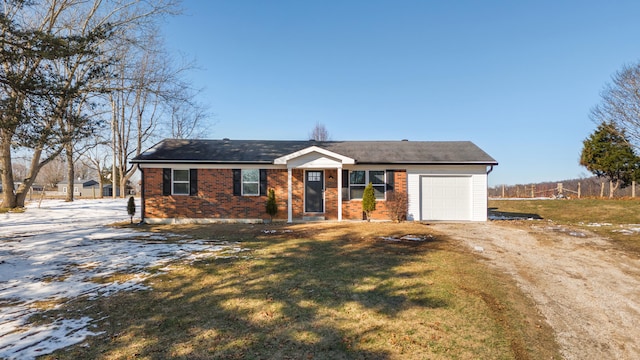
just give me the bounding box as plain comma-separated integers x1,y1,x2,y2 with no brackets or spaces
337,166,342,221
287,167,293,223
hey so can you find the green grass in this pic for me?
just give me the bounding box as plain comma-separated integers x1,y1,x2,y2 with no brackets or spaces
39,222,558,360
489,199,640,254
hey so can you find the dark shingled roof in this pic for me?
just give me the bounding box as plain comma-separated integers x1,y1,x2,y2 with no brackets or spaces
131,139,498,165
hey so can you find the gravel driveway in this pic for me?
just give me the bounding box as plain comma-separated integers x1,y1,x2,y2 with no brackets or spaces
432,221,640,360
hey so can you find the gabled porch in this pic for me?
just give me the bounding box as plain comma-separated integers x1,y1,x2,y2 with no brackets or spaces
274,146,355,222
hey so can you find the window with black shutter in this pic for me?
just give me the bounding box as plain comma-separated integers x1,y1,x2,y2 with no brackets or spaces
189,169,198,196
162,168,171,196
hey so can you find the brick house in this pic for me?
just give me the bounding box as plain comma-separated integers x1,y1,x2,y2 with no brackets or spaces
130,139,498,223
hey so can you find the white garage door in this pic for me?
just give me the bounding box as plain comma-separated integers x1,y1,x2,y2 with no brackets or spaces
420,176,472,221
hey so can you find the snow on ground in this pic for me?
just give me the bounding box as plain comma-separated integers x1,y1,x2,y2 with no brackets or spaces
0,199,246,360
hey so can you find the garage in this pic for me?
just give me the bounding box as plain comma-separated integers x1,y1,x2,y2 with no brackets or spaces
407,167,489,222
420,176,472,221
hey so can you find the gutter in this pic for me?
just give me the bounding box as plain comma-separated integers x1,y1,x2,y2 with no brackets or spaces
486,165,494,175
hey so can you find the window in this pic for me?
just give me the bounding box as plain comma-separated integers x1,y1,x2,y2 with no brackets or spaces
63,187,68,194
242,169,260,196
173,169,190,195
349,170,386,199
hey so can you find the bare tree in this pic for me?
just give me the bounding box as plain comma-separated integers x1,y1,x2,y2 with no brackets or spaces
0,0,180,208
109,28,215,197
36,156,66,190
309,122,331,141
81,137,111,198
591,62,640,151
168,94,211,139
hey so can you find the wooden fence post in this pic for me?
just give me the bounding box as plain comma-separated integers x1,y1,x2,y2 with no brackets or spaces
578,182,581,199
633,180,636,198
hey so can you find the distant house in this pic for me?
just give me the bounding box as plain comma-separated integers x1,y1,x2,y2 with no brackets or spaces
57,179,101,198
131,139,498,223
102,184,121,197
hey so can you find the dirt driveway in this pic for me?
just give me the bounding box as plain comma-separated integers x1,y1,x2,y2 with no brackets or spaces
432,221,640,360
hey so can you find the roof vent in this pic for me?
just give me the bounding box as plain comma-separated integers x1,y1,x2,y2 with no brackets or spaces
401,139,409,141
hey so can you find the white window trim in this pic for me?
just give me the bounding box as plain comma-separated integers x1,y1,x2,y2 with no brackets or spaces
172,169,190,195
242,169,260,196
349,170,387,200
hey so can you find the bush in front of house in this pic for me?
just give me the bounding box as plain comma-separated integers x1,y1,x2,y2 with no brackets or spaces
362,182,376,221
386,191,408,222
266,188,277,221
127,196,135,224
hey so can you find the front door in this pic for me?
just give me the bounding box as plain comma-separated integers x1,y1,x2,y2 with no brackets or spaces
305,170,324,213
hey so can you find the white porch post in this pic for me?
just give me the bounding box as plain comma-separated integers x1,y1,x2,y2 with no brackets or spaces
337,166,342,221
287,167,293,223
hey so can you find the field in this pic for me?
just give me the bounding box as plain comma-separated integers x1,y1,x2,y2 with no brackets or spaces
489,198,640,254
39,222,559,360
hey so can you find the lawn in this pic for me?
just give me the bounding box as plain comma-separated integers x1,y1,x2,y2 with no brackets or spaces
40,222,558,360
489,198,640,254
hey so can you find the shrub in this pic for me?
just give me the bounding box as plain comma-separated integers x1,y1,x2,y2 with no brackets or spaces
386,191,408,222
265,188,278,221
127,196,136,224
362,182,376,221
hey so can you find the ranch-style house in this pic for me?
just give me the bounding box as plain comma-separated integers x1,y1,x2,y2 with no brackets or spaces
130,139,498,223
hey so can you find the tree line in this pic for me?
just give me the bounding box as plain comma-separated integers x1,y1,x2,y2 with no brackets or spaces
489,176,640,199
0,0,210,209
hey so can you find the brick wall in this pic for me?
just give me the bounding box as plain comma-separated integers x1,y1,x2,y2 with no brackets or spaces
341,170,407,220
143,168,407,221
144,168,289,220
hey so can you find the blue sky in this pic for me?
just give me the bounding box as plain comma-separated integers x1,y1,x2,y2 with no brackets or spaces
162,1,640,186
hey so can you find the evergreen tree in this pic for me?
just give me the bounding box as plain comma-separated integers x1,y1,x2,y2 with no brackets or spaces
362,182,376,221
265,188,277,221
127,196,136,224
580,122,640,197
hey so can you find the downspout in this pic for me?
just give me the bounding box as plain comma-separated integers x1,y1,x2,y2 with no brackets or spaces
137,164,145,224
485,165,494,221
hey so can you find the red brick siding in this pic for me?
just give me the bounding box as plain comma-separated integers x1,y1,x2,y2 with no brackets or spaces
341,170,407,220
144,168,289,220
143,168,408,221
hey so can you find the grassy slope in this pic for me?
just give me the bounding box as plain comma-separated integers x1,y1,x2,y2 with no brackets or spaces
40,222,558,360
489,199,640,254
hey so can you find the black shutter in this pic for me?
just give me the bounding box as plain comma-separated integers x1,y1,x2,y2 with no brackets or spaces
189,169,198,196
162,168,171,196
342,169,349,200
233,169,241,196
386,170,395,192
259,169,267,196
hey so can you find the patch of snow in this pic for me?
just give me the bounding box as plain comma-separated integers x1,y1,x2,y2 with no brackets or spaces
489,214,538,221
613,227,640,235
380,234,434,242
0,199,245,359
381,236,401,242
